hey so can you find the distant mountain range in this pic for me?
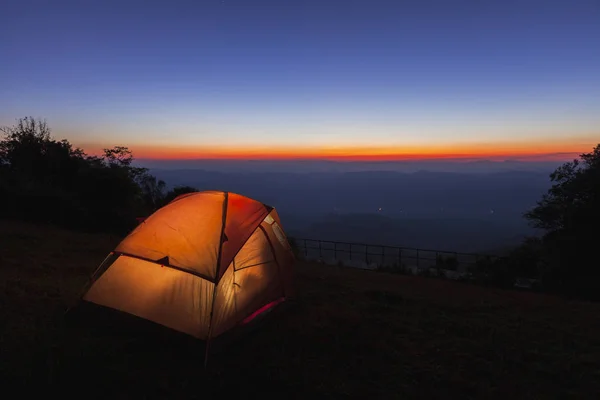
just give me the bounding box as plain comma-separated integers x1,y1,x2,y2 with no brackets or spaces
147,166,553,254
284,212,537,254
138,158,563,174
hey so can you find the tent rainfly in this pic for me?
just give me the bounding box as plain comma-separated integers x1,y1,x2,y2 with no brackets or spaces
79,191,294,342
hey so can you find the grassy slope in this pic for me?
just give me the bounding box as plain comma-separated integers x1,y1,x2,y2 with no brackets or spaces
1,221,600,398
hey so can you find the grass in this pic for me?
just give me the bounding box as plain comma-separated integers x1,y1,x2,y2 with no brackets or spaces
2,220,600,398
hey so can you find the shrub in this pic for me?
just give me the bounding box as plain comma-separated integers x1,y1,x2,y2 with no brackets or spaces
0,117,167,233
435,254,459,271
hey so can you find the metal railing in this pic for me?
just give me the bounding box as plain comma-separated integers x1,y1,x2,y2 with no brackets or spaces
289,237,503,274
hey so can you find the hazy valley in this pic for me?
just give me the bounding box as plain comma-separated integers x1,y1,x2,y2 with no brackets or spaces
149,163,554,254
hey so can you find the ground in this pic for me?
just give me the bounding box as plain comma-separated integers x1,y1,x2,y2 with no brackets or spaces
2,220,600,398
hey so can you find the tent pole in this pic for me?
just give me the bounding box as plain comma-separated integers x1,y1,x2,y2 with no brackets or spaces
204,192,229,368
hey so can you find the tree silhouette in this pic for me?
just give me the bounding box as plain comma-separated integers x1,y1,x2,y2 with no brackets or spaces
162,185,199,206
0,117,168,233
138,174,167,212
524,144,600,298
526,145,600,232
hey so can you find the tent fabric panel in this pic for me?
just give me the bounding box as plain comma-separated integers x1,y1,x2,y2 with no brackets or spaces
225,260,282,337
83,255,214,339
211,227,281,338
218,193,271,280
265,209,293,252
233,225,276,270
210,261,238,338
115,191,225,279
211,260,282,338
261,210,295,297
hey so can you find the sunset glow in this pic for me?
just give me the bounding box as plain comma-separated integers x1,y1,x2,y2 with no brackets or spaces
79,137,597,163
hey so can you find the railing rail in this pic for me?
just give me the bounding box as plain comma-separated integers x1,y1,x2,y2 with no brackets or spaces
288,237,504,274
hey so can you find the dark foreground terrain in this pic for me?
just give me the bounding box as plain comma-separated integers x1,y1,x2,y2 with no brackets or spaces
1,221,600,398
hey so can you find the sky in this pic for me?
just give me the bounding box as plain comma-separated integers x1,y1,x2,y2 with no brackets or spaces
1,0,599,162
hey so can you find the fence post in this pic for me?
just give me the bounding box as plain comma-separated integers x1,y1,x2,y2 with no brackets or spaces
292,239,495,275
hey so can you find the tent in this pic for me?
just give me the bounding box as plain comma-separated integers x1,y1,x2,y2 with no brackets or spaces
77,191,294,344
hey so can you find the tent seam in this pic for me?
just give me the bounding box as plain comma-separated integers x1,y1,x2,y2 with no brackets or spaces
205,191,229,365
217,207,272,279
257,224,286,298
112,251,216,282
234,259,277,271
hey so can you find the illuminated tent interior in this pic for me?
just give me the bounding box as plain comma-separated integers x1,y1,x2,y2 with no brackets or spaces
77,191,295,342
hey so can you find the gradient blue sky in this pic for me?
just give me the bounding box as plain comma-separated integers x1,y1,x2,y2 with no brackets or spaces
1,0,599,159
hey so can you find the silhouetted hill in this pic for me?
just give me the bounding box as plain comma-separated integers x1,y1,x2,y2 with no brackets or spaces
150,168,549,252
139,158,562,174
151,169,550,217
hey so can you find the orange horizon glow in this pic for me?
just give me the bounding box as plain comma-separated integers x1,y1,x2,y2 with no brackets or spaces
78,138,598,163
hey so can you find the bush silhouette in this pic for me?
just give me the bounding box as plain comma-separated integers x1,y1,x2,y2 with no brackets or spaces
0,117,166,233
161,185,199,206
435,254,458,271
522,144,600,299
465,143,600,297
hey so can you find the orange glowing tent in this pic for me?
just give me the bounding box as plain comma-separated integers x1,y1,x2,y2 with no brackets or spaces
76,191,294,344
